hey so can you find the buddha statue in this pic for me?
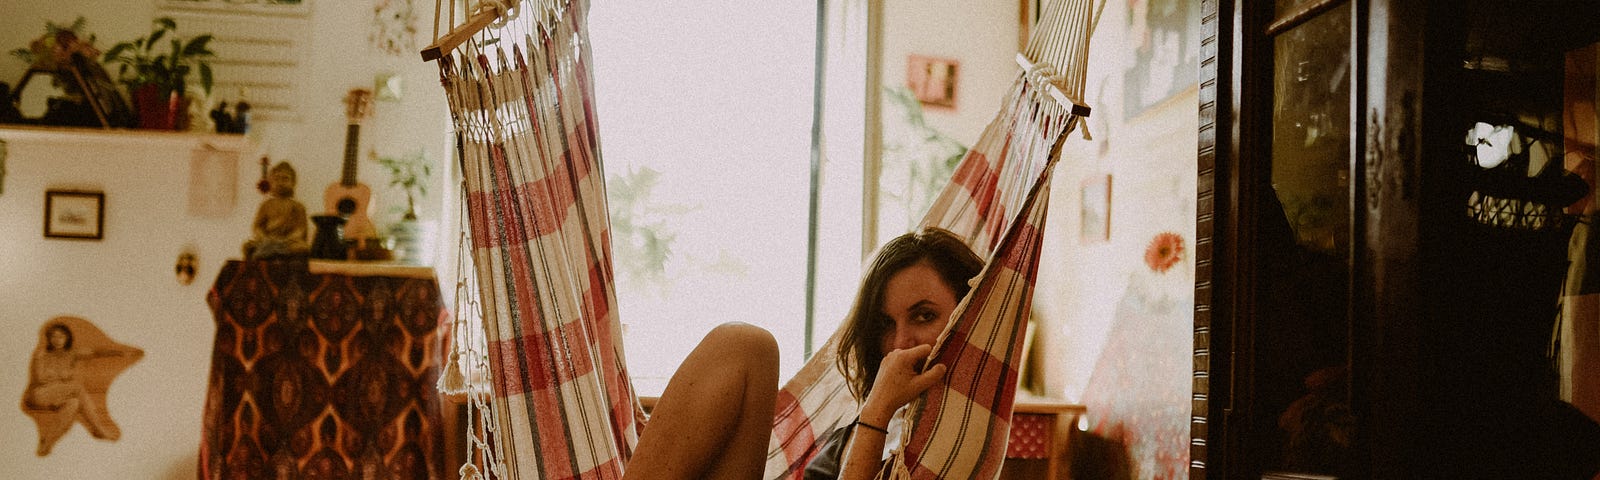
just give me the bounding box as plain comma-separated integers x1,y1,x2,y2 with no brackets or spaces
242,161,310,260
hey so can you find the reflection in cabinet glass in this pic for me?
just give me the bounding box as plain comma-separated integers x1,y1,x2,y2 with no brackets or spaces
1259,2,1355,477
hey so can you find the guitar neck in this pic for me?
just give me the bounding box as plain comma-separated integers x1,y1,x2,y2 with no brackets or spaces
341,123,360,186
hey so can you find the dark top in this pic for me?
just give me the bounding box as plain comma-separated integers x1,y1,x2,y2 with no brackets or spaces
803,426,853,480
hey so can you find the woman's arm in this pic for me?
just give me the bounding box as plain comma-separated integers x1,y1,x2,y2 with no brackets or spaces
82,345,144,360
838,344,947,480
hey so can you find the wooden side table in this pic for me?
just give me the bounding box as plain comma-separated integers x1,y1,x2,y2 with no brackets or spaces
1002,399,1087,480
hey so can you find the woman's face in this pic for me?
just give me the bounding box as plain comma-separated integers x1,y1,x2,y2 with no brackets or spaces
878,260,960,355
47,328,68,349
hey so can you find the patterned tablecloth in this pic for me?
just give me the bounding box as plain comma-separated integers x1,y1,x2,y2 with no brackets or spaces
201,260,449,479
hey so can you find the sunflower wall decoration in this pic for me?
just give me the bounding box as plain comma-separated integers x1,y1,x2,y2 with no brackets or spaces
1144,231,1185,273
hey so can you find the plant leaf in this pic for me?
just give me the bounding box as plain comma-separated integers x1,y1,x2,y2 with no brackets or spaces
183,35,214,56
146,29,166,50
155,17,177,31
102,43,131,62
170,38,182,69
199,63,213,95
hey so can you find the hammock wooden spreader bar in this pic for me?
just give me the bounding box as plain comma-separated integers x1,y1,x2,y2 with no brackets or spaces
421,0,571,62
421,8,499,61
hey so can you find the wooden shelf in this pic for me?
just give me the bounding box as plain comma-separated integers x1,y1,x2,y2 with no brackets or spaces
308,259,438,279
0,124,254,151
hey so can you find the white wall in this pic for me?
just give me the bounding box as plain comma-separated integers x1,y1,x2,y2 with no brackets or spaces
0,130,255,479
1,1,453,478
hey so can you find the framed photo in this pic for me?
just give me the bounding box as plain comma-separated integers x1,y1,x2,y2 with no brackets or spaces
906,55,959,110
1079,174,1111,243
44,190,105,240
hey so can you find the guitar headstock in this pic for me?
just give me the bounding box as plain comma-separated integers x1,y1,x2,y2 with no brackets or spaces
344,88,374,124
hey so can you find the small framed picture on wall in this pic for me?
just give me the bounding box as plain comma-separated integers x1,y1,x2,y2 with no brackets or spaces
906,55,959,109
44,190,105,240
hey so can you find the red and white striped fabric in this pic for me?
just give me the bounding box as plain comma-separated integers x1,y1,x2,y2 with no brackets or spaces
767,0,1099,473
763,75,1079,480
441,1,643,478
886,101,1062,480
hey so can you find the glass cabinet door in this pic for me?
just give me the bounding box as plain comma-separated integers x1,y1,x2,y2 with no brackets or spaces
1253,0,1356,477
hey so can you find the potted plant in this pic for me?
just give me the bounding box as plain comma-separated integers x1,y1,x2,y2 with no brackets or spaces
11,17,97,75
8,17,134,128
101,17,214,130
375,150,435,264
376,150,434,221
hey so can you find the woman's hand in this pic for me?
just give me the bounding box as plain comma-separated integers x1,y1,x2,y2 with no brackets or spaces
859,344,947,426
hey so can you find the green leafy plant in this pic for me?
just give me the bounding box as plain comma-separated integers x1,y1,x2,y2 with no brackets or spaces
10,17,99,74
880,85,969,229
607,166,688,286
375,150,434,220
101,17,215,97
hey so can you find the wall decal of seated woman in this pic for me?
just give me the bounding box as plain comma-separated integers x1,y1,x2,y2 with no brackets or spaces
20,316,143,456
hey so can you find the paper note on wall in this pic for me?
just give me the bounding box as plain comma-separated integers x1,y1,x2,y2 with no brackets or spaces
188,147,239,218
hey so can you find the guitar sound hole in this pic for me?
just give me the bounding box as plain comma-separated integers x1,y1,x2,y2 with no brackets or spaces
336,198,356,215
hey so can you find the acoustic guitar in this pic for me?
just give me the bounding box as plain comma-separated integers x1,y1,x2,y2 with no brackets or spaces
324,89,377,244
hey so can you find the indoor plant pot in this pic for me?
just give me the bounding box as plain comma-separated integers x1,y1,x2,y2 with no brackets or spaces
130,83,186,130
102,17,213,131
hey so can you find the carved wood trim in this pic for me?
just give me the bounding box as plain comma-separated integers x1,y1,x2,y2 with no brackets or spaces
1193,0,1225,477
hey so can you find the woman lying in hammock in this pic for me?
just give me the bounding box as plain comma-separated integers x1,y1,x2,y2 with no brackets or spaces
623,227,982,480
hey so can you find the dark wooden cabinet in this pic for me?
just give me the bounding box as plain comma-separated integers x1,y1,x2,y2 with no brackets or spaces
1196,0,1600,478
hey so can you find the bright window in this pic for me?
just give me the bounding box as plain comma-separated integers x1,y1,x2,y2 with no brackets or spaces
590,1,827,394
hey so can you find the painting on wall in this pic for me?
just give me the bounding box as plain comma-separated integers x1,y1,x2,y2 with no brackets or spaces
906,55,959,110
1122,0,1197,119
44,190,104,240
21,316,144,456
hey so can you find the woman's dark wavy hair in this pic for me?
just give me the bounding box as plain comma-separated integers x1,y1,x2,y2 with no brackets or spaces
835,226,982,401
43,323,73,351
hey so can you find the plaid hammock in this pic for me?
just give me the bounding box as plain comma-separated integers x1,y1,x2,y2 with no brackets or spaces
435,1,1095,478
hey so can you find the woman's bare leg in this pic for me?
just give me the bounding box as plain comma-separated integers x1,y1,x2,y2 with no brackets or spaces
624,322,779,480
76,388,119,440
36,397,80,456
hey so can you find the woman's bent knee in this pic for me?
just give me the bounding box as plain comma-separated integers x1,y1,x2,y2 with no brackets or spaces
706,322,779,365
